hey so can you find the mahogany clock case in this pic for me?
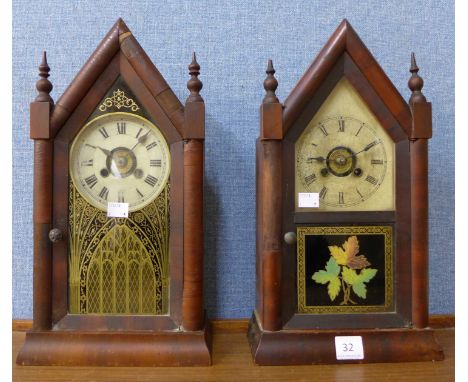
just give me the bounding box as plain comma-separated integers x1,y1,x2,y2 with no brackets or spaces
248,19,444,365
17,19,211,366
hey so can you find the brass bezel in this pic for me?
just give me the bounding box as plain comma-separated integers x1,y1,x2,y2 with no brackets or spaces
69,111,171,212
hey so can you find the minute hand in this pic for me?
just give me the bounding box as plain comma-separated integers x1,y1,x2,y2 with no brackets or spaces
130,131,150,151
350,140,380,158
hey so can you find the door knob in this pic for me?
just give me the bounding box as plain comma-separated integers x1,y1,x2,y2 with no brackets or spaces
284,232,297,245
49,228,63,243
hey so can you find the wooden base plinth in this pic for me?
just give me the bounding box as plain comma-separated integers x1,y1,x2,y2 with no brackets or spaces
248,314,444,365
17,322,212,366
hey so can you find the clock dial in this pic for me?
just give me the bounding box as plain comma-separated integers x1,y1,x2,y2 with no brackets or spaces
70,112,170,212
297,116,388,208
294,78,395,211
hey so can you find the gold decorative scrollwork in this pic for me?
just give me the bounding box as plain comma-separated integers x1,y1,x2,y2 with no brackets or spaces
98,89,140,112
68,180,169,315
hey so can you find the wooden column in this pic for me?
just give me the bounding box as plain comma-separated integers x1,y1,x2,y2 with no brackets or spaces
182,53,205,331
258,60,283,331
30,52,54,331
408,53,432,329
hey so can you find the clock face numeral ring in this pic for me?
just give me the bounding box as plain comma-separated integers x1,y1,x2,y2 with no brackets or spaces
296,114,393,210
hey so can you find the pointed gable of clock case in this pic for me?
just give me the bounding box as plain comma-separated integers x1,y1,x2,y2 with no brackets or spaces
18,19,210,366
283,19,412,139
249,19,443,365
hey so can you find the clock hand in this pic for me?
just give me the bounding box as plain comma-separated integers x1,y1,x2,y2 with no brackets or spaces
97,146,112,158
354,140,381,156
306,156,328,163
307,141,380,165
130,131,150,151
96,146,120,176
342,140,381,160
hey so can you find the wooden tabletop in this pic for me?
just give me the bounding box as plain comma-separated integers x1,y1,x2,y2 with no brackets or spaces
13,327,454,382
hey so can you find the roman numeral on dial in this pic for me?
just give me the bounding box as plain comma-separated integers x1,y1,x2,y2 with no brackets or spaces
338,192,344,204
144,175,158,187
98,186,109,200
356,188,364,199
146,142,157,151
150,159,162,167
84,175,98,188
318,123,328,136
371,159,384,165
99,127,109,139
355,124,363,137
319,186,328,199
338,119,345,132
304,174,317,185
81,159,93,167
118,191,125,203
136,188,144,198
365,175,378,185
117,122,126,134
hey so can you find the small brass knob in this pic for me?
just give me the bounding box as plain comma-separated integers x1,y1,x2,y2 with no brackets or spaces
284,232,297,245
49,228,63,243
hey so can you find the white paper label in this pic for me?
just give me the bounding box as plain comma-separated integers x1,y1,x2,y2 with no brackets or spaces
335,336,364,360
298,192,320,208
107,202,129,218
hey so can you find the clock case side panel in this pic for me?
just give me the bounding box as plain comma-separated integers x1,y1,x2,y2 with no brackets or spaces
255,138,283,331
18,19,211,366
253,73,284,332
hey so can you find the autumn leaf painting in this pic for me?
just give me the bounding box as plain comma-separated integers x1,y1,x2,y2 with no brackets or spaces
312,236,377,305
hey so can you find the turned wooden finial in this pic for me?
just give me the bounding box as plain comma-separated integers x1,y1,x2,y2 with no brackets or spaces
263,59,279,104
187,52,203,102
35,51,54,106
408,52,426,105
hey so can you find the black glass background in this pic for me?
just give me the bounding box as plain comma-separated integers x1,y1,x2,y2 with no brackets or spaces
304,233,387,307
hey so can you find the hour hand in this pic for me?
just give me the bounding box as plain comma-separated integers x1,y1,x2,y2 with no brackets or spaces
306,156,326,163
97,146,111,157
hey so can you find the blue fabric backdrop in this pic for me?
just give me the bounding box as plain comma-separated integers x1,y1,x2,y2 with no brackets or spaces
12,0,454,319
